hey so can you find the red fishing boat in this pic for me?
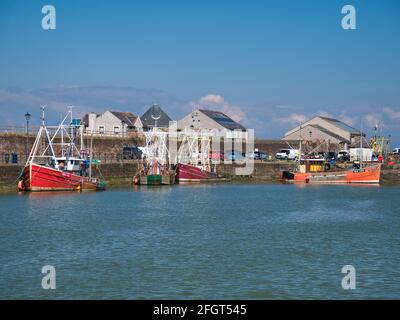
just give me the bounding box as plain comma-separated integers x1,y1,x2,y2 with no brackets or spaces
175,163,218,182
18,106,106,192
175,130,220,183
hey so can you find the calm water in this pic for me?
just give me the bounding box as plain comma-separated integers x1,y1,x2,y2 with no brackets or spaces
0,183,399,299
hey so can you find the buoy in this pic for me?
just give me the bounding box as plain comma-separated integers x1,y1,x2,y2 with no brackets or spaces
134,176,140,185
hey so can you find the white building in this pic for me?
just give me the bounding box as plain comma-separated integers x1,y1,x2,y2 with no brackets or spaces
283,116,363,146
82,110,143,136
177,109,248,140
178,109,245,131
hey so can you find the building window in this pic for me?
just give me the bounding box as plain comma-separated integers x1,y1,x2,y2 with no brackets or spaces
99,126,105,134
114,126,120,135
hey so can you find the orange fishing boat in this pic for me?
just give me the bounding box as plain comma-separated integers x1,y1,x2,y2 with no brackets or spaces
279,158,381,184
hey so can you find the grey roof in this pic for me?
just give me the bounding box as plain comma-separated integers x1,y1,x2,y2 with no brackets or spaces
109,111,139,127
141,104,172,128
81,111,139,128
291,124,349,142
318,116,360,135
199,109,246,131
350,135,370,148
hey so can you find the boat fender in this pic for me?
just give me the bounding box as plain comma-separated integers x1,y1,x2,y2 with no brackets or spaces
17,180,25,191
133,175,140,185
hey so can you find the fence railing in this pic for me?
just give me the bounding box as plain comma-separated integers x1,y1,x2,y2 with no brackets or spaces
0,152,140,165
0,126,38,135
0,126,144,139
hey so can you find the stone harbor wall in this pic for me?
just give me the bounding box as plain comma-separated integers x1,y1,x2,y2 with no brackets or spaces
0,133,144,165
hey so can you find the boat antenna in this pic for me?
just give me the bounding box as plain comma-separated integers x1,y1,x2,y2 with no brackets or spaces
68,105,75,121
40,105,46,126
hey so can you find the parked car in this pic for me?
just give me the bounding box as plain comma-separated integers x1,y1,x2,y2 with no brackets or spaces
247,150,268,161
303,152,324,159
122,146,142,160
336,150,350,162
393,148,400,155
258,151,268,161
326,151,336,160
209,151,224,160
275,149,299,160
225,150,245,162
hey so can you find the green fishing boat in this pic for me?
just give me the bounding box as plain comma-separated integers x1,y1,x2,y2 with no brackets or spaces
133,126,176,186
138,172,175,185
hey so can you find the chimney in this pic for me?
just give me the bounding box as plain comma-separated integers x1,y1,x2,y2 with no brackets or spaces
88,113,97,132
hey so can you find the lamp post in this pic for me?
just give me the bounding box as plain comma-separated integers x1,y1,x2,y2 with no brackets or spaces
121,120,125,138
25,112,31,161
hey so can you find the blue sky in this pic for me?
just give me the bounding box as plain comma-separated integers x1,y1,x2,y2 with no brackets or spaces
0,0,400,144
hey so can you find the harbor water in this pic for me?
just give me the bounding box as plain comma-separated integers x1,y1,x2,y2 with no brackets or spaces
0,183,399,299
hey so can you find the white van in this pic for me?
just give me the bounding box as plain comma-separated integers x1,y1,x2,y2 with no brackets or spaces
276,149,299,160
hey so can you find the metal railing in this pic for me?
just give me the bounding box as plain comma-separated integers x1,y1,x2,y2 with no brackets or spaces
0,126,144,139
0,126,38,135
0,152,142,165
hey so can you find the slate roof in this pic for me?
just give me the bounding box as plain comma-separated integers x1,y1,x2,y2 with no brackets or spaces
199,109,246,131
81,111,139,127
109,111,139,127
141,104,172,128
292,124,350,142
318,116,361,135
350,135,370,148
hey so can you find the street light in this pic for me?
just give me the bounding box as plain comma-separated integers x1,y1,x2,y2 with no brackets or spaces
121,120,125,138
25,112,31,160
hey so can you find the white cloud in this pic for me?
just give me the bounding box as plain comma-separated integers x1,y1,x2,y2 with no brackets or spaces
273,113,307,125
199,94,225,105
383,107,400,120
189,94,246,122
365,113,380,127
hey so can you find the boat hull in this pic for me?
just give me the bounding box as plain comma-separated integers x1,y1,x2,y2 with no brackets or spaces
139,173,175,185
18,163,105,191
280,164,381,184
175,163,219,183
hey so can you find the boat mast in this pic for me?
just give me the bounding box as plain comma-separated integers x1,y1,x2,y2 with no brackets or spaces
360,120,363,170
89,131,93,178
41,105,57,161
298,121,302,171
299,121,302,159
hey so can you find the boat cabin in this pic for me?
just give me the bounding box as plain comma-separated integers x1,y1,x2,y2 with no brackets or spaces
54,157,84,172
298,158,328,173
